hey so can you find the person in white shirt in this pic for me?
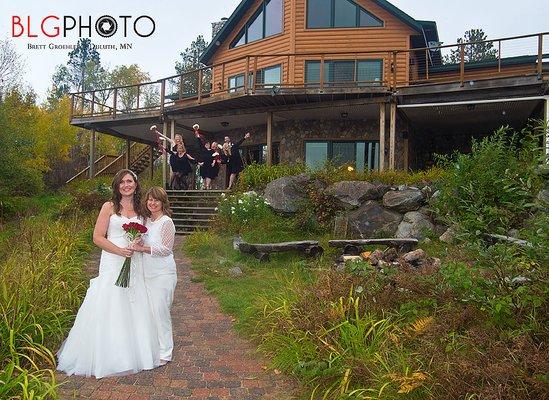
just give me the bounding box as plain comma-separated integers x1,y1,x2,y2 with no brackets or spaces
132,186,177,364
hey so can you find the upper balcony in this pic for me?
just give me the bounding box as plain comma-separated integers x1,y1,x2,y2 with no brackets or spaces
70,32,549,129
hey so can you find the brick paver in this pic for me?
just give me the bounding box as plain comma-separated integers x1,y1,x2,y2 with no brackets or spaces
57,237,299,399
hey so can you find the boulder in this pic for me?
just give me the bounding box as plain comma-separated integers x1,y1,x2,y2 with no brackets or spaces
395,211,435,240
403,248,426,264
347,201,403,238
439,227,456,244
264,174,311,213
326,181,390,208
382,189,425,213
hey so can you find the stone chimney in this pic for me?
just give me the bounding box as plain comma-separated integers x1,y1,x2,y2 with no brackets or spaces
211,17,228,39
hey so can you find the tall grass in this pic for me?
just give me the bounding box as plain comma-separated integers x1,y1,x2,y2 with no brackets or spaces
0,213,94,399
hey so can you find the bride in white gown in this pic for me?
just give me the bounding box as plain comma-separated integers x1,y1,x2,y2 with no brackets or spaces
57,169,161,379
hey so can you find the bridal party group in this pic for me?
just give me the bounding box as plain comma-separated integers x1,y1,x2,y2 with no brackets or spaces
154,124,252,191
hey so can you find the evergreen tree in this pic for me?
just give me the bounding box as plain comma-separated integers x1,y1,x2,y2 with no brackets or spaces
174,35,211,95
445,29,498,64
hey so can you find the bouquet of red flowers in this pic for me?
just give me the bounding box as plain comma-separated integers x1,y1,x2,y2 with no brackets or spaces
115,221,148,288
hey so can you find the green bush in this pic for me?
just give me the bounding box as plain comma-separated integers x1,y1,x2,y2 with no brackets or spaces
216,191,274,233
237,162,307,191
433,125,543,236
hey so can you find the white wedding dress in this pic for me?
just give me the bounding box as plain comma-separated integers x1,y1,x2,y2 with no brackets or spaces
57,214,161,379
142,215,177,362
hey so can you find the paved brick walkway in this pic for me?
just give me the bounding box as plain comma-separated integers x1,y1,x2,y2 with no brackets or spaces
57,237,299,399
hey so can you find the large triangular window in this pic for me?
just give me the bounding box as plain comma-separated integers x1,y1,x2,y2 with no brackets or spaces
230,0,283,48
307,0,383,29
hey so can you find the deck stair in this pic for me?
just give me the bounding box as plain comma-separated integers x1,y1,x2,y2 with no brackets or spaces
167,190,226,235
66,143,160,184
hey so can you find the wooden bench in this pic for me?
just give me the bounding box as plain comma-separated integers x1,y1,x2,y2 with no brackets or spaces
328,238,419,255
235,238,324,262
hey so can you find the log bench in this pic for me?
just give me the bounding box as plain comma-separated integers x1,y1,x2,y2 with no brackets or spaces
328,238,419,255
235,238,324,262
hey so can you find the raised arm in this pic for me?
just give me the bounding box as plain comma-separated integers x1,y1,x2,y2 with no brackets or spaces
233,132,251,149
93,202,133,257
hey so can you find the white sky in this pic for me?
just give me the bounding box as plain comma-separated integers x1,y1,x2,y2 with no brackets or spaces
0,0,547,102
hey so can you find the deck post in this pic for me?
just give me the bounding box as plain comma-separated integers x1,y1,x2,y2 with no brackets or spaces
89,129,96,179
113,88,118,119
543,96,549,164
389,102,396,171
150,145,154,180
379,103,386,171
197,69,203,102
125,138,131,169
538,34,543,80
460,44,465,87
266,112,273,166
162,121,168,189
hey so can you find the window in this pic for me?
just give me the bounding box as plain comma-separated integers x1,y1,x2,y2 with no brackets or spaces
305,59,383,85
228,74,245,92
307,0,383,29
254,64,282,88
229,65,282,93
305,140,379,171
230,0,283,48
241,143,280,165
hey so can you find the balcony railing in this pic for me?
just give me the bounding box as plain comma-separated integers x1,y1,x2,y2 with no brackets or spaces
70,31,548,120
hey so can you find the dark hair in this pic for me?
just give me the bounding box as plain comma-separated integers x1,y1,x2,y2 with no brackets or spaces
110,169,143,217
143,186,172,217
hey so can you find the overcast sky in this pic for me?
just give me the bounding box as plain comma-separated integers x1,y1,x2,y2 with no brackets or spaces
1,0,547,102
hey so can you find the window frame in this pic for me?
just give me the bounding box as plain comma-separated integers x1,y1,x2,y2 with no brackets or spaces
306,0,384,29
304,139,380,171
304,59,383,86
230,0,284,49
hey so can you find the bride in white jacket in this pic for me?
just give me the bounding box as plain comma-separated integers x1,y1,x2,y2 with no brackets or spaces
133,186,177,364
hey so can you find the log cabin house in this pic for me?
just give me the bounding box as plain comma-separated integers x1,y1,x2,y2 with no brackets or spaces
69,0,549,187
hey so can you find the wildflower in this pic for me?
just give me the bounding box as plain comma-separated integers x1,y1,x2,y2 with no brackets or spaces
214,207,218,211
355,286,364,294
347,166,354,172
238,199,243,204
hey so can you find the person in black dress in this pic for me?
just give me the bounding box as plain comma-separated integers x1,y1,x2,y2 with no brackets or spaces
223,132,251,190
169,144,195,190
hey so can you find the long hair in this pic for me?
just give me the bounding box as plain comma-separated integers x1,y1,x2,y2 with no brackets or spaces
143,186,172,217
110,169,143,217
222,142,231,156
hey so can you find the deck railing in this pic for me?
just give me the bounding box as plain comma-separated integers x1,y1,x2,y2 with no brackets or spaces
70,32,548,120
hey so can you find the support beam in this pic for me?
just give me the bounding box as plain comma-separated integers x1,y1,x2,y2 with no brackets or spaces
89,129,96,179
162,121,168,189
379,103,386,171
125,138,131,169
149,145,154,180
266,111,273,166
389,102,396,170
543,97,549,164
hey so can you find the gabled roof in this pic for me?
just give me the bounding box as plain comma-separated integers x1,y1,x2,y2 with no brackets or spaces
200,0,430,64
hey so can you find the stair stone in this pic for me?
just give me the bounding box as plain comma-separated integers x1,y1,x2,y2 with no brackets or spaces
167,190,226,235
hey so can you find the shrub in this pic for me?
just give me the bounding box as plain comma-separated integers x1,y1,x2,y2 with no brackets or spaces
433,125,543,236
237,162,307,191
216,191,273,233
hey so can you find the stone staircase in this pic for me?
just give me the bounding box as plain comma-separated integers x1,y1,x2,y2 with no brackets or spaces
167,190,226,235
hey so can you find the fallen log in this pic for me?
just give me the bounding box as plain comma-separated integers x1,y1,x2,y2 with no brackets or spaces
329,238,418,254
236,239,324,261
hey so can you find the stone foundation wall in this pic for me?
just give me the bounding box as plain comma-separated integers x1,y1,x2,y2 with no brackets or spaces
212,117,408,170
